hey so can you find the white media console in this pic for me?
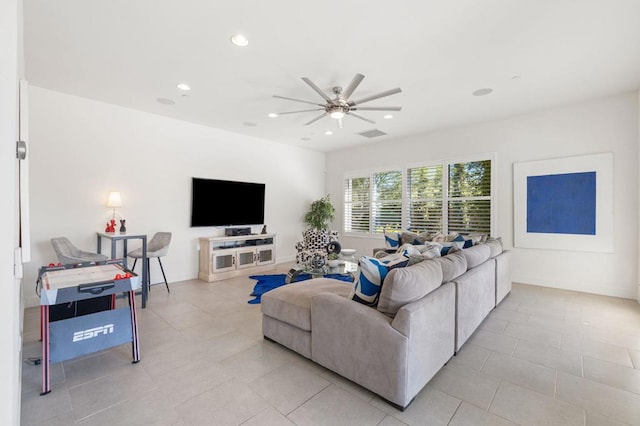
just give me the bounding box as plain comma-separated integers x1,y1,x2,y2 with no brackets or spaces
198,233,276,282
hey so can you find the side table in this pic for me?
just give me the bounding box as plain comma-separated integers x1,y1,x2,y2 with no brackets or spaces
96,232,149,308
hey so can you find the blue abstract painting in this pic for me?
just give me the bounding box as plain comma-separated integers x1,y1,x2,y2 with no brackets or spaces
526,171,596,235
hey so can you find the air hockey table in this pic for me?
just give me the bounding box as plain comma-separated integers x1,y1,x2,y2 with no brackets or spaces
37,261,141,395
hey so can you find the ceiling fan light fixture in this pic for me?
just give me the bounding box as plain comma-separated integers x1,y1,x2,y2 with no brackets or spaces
329,110,345,119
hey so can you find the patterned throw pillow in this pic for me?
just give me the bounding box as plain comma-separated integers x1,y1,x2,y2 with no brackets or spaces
435,242,460,256
451,234,474,249
400,231,430,245
384,230,402,249
350,254,409,306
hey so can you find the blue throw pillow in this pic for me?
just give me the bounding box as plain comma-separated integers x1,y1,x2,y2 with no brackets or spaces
351,254,409,306
451,234,473,249
384,230,401,249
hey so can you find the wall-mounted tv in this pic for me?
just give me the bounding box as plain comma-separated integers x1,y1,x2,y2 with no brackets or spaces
190,177,265,227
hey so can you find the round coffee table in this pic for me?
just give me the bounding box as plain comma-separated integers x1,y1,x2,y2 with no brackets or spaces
285,261,358,284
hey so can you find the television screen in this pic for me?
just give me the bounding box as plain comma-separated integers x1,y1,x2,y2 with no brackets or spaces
190,178,265,227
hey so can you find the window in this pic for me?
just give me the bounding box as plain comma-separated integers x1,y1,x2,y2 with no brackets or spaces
344,171,402,234
406,164,443,233
344,155,495,236
446,159,492,234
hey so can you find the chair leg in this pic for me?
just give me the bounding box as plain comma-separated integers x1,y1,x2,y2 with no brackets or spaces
158,258,170,293
131,258,137,271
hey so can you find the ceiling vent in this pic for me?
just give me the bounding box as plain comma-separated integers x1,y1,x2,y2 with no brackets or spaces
357,129,387,138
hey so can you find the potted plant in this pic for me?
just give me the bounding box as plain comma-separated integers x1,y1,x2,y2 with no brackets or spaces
304,195,335,230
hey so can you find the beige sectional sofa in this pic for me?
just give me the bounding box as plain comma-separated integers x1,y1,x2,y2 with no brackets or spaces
261,239,510,410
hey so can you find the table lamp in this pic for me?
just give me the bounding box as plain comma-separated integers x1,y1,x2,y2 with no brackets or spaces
107,191,122,220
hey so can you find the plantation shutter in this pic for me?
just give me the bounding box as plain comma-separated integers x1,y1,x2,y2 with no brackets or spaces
407,165,443,233
344,177,370,233
372,171,402,234
447,160,491,234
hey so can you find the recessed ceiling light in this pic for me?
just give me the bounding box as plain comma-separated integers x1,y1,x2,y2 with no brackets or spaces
384,114,393,119
472,88,493,97
231,33,249,47
268,113,278,118
511,75,521,80
156,98,175,105
176,83,191,91
325,130,333,136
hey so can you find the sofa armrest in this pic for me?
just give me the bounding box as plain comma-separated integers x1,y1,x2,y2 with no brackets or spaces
390,282,456,403
311,292,410,406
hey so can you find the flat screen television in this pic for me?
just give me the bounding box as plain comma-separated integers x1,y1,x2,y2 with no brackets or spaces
190,177,265,227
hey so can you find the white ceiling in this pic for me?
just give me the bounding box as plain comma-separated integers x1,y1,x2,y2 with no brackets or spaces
23,0,640,153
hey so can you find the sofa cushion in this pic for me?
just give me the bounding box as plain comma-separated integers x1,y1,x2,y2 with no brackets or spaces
377,259,443,317
351,254,409,306
435,250,467,282
485,237,503,258
384,230,402,249
261,278,352,331
461,244,491,269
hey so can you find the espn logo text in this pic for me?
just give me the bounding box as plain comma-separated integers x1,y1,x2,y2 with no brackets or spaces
73,324,114,342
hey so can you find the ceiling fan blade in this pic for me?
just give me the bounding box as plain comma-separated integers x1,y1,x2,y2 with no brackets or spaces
351,106,402,111
348,87,402,106
347,111,376,124
341,73,365,101
301,77,333,103
273,95,324,107
277,109,324,115
304,112,328,126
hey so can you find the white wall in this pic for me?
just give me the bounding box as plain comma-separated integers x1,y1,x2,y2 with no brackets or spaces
328,91,639,299
1,0,22,423
24,87,327,308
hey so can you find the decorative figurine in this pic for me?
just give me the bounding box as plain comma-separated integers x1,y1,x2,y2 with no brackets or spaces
119,219,127,233
105,219,117,233
261,225,267,234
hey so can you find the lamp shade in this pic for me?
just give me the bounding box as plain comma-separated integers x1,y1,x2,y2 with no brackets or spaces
107,191,122,208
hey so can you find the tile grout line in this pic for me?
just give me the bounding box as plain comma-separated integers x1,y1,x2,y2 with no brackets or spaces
486,378,501,414
445,400,463,426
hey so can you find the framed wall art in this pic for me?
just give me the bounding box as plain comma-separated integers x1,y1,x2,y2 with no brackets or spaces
513,153,613,252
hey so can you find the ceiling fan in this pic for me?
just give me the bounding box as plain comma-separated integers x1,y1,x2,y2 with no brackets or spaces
273,73,402,128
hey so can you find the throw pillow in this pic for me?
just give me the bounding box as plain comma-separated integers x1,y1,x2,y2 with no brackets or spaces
400,231,430,245
350,254,409,306
451,234,474,249
384,230,402,249
434,242,460,256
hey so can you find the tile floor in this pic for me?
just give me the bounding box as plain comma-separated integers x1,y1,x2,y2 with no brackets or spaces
20,263,640,425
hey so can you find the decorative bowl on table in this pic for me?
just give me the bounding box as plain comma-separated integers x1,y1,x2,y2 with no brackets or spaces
339,249,357,262
327,259,340,267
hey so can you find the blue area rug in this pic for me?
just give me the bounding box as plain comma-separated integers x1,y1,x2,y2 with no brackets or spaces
248,273,354,304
